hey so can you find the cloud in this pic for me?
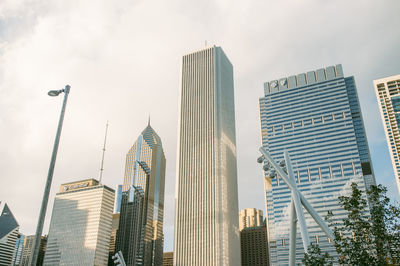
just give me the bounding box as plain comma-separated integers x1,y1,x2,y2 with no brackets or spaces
0,0,399,252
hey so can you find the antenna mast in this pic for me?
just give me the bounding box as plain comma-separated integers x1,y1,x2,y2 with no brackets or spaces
99,121,109,183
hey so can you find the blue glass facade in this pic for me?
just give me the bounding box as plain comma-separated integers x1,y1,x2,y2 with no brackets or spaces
259,65,375,265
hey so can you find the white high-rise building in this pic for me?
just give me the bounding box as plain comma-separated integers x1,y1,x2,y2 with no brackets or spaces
174,46,241,266
374,74,400,193
43,179,114,265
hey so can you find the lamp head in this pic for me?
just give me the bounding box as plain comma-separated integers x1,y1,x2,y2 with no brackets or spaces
48,90,62,97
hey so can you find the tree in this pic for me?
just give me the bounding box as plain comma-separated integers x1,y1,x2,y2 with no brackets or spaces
302,243,333,266
324,183,400,265
368,185,400,265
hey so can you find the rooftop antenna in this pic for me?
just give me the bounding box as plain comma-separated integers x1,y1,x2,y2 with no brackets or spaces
205,40,207,47
99,121,109,183
148,115,150,126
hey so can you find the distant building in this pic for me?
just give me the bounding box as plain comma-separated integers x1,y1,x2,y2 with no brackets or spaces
108,213,120,265
43,179,114,265
239,208,269,266
240,226,269,266
115,186,145,265
20,235,47,266
121,123,166,265
374,74,400,193
0,202,20,265
11,233,24,265
174,46,241,266
162,252,173,266
259,64,375,264
239,208,263,231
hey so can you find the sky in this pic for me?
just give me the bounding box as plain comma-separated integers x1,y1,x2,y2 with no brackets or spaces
0,0,399,252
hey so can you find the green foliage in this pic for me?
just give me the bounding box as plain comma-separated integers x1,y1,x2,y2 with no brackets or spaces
302,243,333,266
324,183,400,265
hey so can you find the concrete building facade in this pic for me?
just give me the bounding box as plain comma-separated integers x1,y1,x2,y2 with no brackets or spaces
374,74,400,193
174,46,241,266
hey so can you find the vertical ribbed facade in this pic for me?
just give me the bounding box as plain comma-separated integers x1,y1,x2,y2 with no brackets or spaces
43,179,114,265
259,65,375,265
374,74,400,193
122,124,166,266
174,46,240,266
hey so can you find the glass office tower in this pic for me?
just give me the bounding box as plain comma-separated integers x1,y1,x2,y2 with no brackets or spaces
122,123,166,266
259,65,375,265
43,179,114,265
374,74,400,194
174,46,241,266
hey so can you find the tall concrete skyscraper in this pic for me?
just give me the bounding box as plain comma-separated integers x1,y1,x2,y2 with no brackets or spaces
259,65,375,264
122,123,166,266
43,179,114,265
174,46,241,266
374,74,400,193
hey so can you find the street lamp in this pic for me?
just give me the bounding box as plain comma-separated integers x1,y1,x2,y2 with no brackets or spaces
31,85,70,265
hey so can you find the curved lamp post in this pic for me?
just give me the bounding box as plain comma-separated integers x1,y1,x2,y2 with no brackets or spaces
31,85,70,265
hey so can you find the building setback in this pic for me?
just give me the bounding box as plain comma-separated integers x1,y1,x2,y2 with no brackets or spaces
259,65,375,264
43,179,114,265
374,74,400,193
174,46,241,266
121,123,166,266
0,202,20,266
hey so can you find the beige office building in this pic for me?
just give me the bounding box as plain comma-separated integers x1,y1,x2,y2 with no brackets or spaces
374,74,400,193
239,208,263,231
174,46,241,265
43,179,114,265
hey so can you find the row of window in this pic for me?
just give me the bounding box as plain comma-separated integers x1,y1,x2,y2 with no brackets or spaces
272,162,359,187
269,112,349,133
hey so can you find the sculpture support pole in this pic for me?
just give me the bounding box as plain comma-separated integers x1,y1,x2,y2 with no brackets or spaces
285,150,310,252
289,199,297,266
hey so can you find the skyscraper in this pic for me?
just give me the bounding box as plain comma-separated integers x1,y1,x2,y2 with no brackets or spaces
121,123,166,265
239,208,264,231
20,235,47,266
43,179,114,265
259,65,375,264
239,208,269,266
0,202,20,265
11,233,24,266
374,74,400,193
174,46,241,266
115,186,145,265
240,226,269,266
108,213,120,265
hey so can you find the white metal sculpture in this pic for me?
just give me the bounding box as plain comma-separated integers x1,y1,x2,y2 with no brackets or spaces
258,147,335,266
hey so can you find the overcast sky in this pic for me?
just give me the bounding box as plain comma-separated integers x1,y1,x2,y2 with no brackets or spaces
1,0,399,252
